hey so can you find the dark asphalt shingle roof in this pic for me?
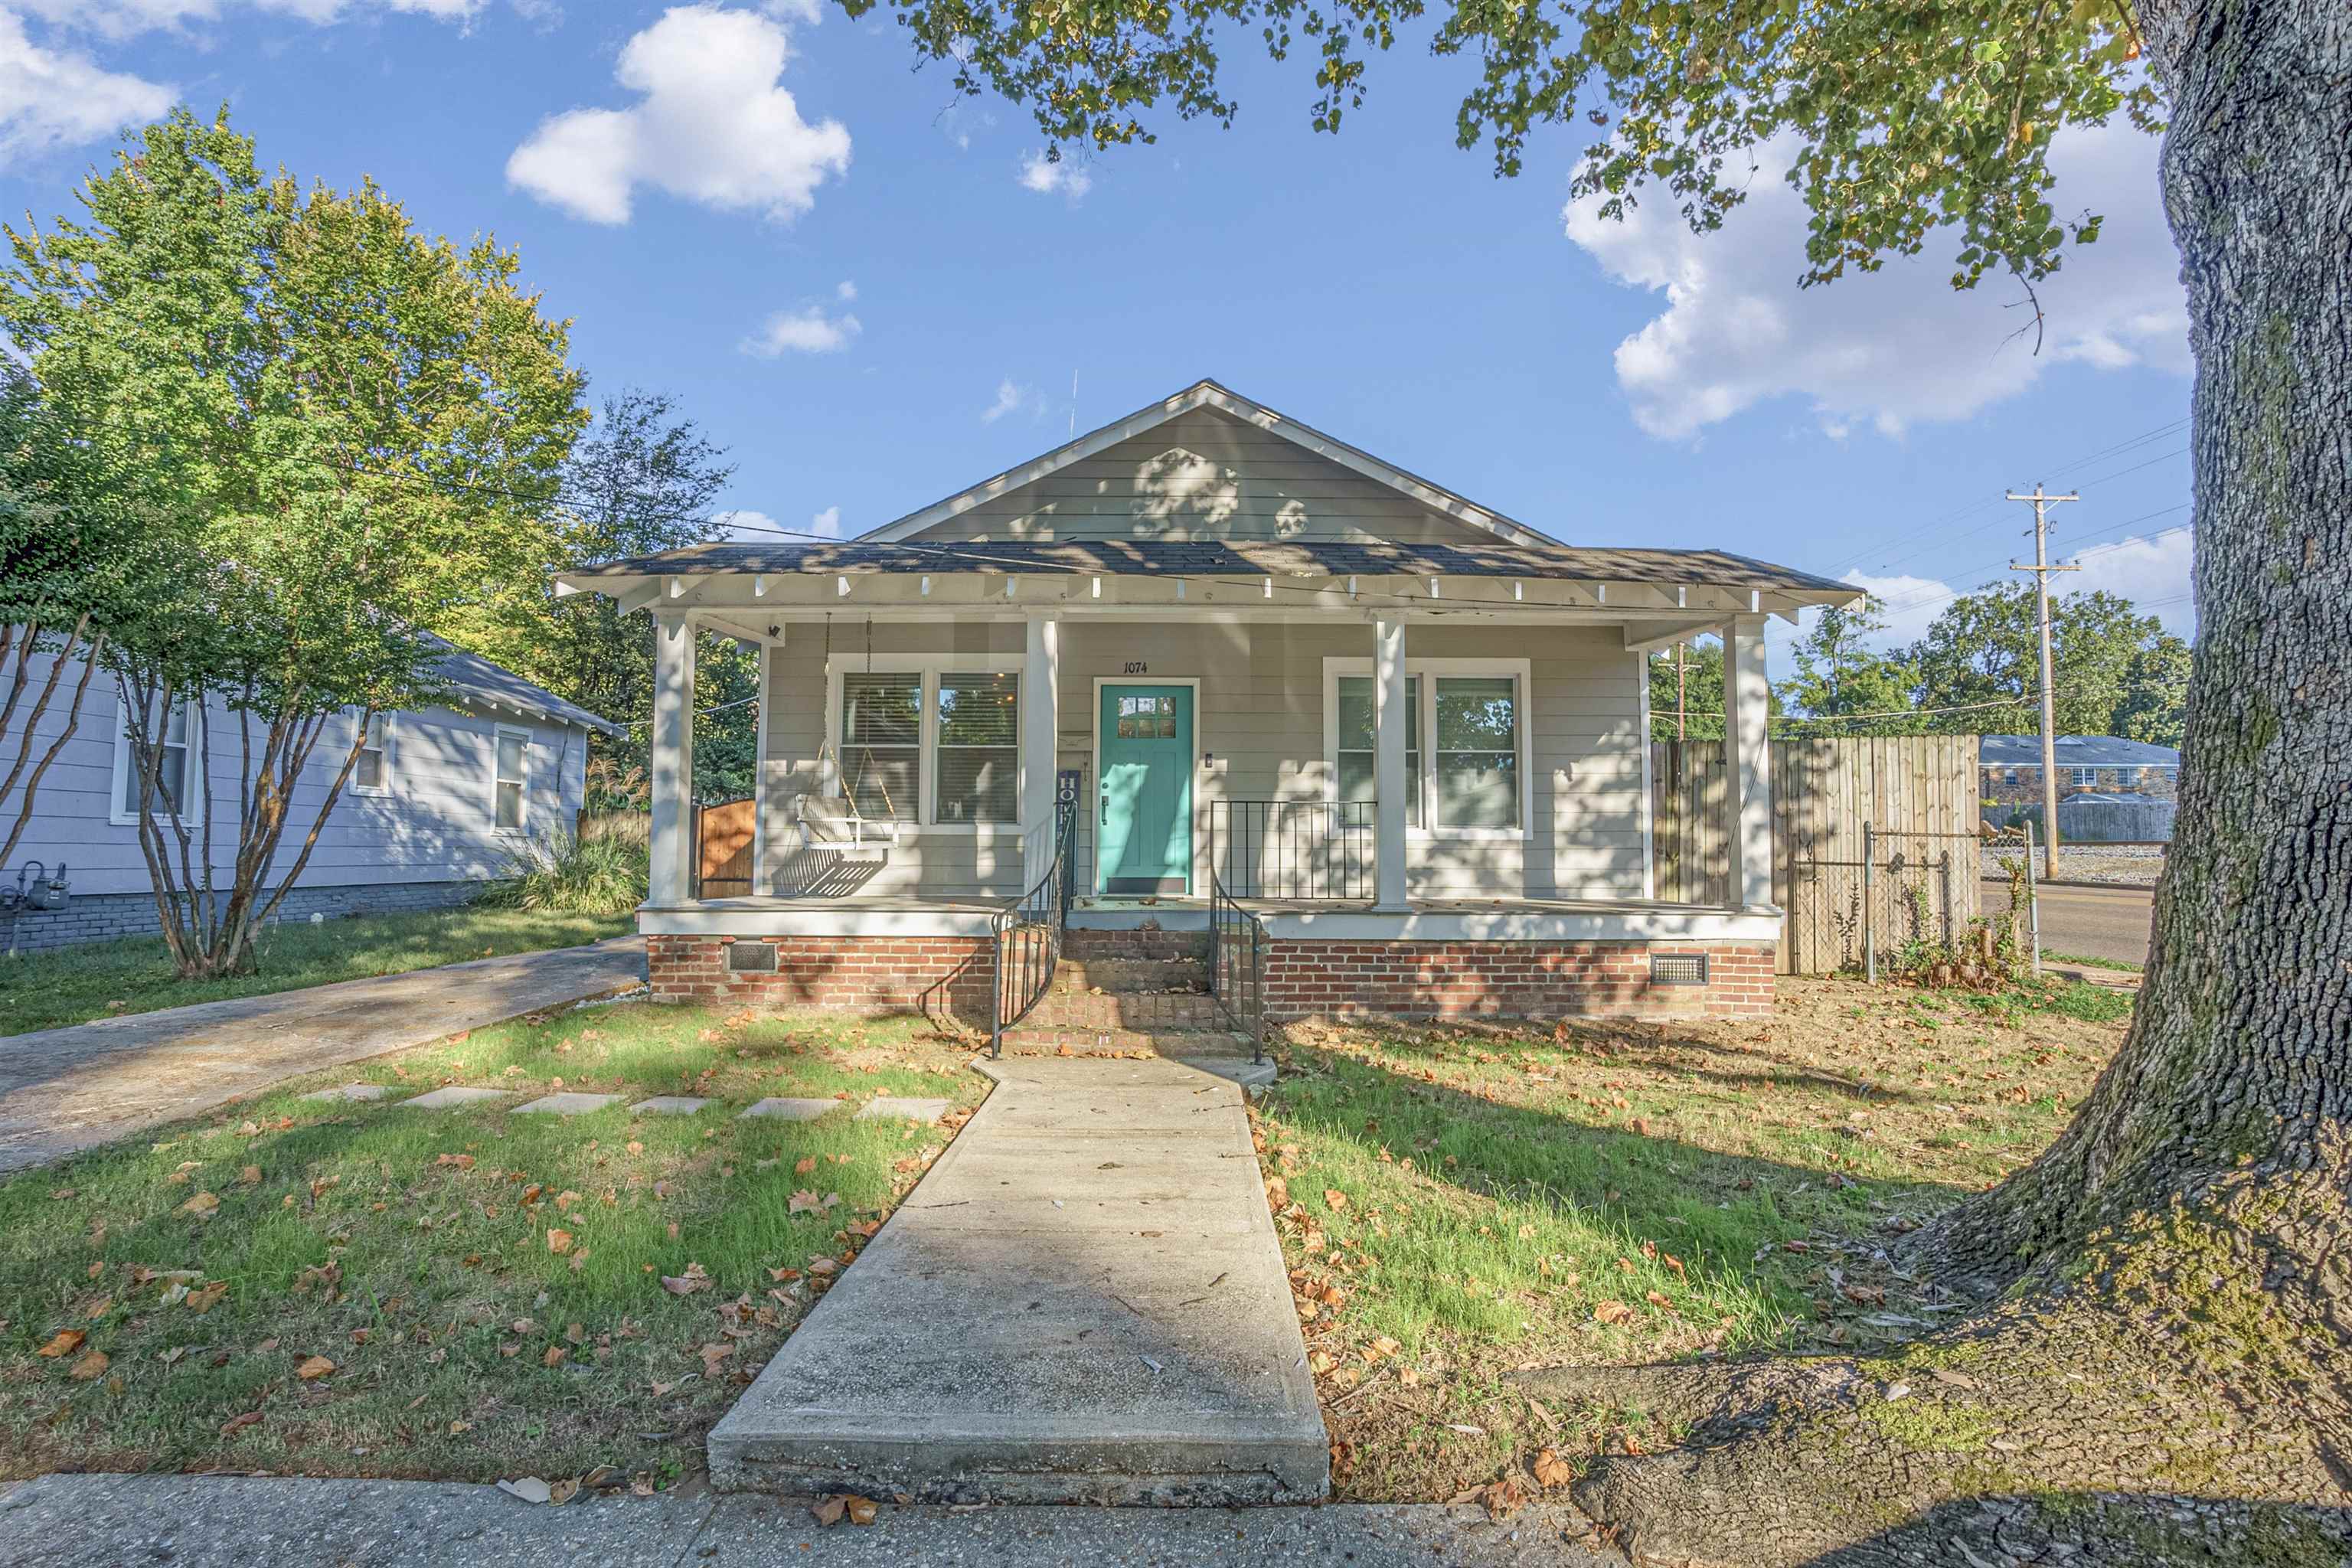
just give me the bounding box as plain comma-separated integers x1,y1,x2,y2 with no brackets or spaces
1979,735,2180,768
564,538,1855,595
423,635,622,737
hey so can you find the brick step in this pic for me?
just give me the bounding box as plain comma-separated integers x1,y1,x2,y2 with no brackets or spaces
1047,957,1208,995
1017,989,1230,1031
1061,926,1215,964
998,1026,1255,1058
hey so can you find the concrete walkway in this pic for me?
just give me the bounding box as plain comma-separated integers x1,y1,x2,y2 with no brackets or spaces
0,937,645,1172
0,1474,1619,1567
709,1055,1327,1504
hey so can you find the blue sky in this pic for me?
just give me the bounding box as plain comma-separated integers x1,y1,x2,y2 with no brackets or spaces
2,1,2196,654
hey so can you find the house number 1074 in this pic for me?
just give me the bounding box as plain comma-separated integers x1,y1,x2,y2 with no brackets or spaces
1122,662,1148,675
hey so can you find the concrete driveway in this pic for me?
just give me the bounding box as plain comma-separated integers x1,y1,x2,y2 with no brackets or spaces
0,936,645,1173
1983,879,2153,968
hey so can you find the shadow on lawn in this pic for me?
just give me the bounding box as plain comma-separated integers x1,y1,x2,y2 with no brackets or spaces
1428,1014,1944,1108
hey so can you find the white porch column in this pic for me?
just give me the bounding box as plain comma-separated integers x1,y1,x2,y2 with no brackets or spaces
1723,614,1775,910
1022,615,1060,885
1373,616,1410,911
648,609,697,906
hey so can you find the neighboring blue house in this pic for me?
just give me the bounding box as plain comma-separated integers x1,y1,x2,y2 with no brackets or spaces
2,637,620,953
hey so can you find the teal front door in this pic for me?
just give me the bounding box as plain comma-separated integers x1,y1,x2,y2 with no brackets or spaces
1097,685,1193,895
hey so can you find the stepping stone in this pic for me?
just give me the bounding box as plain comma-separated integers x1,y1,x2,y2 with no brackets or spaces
302,1083,391,1103
398,1086,508,1110
631,1096,712,1116
512,1093,624,1116
740,1097,839,1122
856,1097,951,1124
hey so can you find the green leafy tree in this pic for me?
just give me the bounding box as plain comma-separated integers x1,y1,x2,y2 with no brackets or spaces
1645,639,1724,743
1908,582,2172,737
1781,596,1919,735
2112,629,2190,747
857,2,2352,1556
1,109,585,978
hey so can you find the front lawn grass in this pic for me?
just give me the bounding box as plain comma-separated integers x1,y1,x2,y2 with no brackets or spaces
0,907,634,1036
1255,974,2135,1504
0,1003,982,1489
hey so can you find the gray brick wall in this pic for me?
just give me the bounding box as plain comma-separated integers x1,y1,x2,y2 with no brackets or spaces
2,880,481,955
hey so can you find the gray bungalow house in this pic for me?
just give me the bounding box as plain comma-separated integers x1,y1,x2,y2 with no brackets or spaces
556,380,1859,1035
3,637,619,952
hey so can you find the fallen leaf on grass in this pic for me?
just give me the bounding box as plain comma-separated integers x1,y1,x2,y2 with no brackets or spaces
660,1263,713,1295
435,1154,475,1171
296,1355,335,1380
179,1192,220,1219
794,1157,816,1175
1532,1449,1574,1489
238,1166,261,1187
546,1230,575,1256
542,1344,569,1367
1323,1189,1348,1211
69,1350,109,1380
1592,1300,1636,1325
698,1341,736,1377
37,1330,85,1358
219,1410,263,1437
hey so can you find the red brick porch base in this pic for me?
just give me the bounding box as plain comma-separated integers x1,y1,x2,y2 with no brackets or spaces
646,935,994,1031
1259,940,1775,1021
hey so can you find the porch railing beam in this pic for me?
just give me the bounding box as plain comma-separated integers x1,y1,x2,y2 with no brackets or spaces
1723,612,1775,910
1021,616,1060,888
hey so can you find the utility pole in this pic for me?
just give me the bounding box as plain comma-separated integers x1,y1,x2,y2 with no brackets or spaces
2008,483,2080,880
1675,643,1687,740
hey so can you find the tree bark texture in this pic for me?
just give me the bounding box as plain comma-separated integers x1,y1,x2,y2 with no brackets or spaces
1566,4,2352,1561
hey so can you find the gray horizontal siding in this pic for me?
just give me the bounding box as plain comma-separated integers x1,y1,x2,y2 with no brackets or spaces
910,408,1491,544
5,648,593,900
757,619,1646,903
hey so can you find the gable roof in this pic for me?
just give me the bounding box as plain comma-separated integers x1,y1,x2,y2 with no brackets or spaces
863,379,1561,549
563,536,1857,596
1979,735,2180,769
423,635,622,737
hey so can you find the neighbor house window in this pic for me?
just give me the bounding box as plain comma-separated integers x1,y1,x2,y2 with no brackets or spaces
839,671,921,821
935,673,1018,823
495,726,530,830
1334,675,1420,827
352,712,391,794
2070,766,2097,788
1434,677,1520,830
114,697,198,822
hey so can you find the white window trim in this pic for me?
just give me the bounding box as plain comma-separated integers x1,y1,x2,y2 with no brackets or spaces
348,710,395,797
109,691,204,828
493,722,532,835
822,654,1024,838
1321,657,1533,841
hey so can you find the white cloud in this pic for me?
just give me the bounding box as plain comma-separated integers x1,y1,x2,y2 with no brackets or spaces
1566,121,2187,440
1017,149,1091,201
980,377,1026,424
2069,528,2194,635
714,507,774,540
808,505,841,538
508,5,849,226
18,0,483,42
760,0,818,21
834,279,856,302
0,10,172,166
740,302,860,355
1838,569,1959,650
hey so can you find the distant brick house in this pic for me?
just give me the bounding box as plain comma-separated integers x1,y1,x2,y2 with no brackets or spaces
1979,736,2181,807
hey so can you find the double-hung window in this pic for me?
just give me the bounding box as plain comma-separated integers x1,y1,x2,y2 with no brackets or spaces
934,673,1019,824
495,726,530,831
2070,766,2098,788
1325,660,1526,835
839,672,923,820
113,697,198,824
352,712,391,794
1334,676,1421,827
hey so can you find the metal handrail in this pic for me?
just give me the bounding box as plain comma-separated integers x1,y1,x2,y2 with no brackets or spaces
1208,864,1268,1064
989,803,1077,1057
1210,800,1376,902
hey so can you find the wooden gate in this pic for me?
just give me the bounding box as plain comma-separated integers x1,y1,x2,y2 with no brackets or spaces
1653,736,1983,974
693,798,756,899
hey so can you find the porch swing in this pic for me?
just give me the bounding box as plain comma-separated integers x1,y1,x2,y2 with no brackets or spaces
795,613,905,858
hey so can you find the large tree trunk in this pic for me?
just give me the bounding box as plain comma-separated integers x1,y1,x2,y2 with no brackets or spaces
1558,4,2352,1561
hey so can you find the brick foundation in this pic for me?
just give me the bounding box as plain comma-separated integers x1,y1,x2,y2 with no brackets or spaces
646,934,995,1029
3,879,479,955
1260,939,1775,1021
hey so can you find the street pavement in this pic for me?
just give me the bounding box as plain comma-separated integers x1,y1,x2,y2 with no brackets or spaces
1982,878,2153,969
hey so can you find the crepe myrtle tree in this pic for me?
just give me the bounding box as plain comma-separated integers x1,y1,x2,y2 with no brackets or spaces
2,109,585,978
858,0,2352,1557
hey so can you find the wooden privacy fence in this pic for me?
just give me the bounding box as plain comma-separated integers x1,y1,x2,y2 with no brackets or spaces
1651,735,1984,974
693,798,756,899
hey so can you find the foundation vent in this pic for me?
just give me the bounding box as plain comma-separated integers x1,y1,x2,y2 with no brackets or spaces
725,941,779,975
1649,952,1709,987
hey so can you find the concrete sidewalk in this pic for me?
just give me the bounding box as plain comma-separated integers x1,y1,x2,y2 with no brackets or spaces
0,937,645,1172
708,1055,1327,1504
0,1474,1620,1567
